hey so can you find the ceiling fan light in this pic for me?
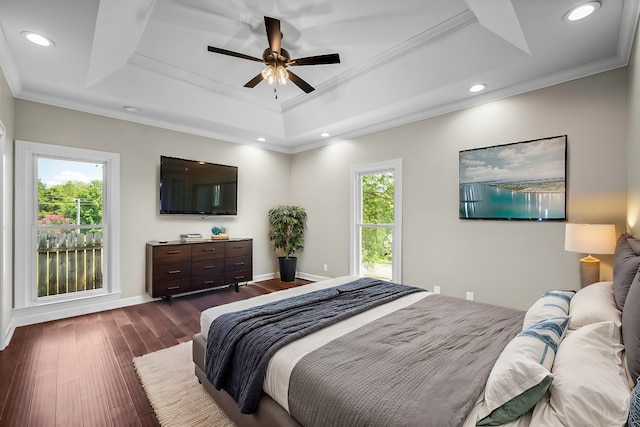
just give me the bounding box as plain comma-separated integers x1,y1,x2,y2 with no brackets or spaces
261,65,275,84
276,66,288,85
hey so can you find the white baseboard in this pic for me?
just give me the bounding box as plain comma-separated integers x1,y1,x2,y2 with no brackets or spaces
297,272,331,282
265,270,331,283
1,318,15,351
11,293,155,329
251,272,276,282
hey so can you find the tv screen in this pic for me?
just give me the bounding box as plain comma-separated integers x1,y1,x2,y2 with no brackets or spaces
459,135,567,221
159,156,238,215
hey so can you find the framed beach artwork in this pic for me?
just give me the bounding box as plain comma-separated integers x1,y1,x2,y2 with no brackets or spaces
459,135,567,220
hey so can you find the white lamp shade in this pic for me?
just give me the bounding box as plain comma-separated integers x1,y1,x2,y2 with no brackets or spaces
564,223,616,255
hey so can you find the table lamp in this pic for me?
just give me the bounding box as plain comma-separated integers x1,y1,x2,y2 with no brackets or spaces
564,223,616,287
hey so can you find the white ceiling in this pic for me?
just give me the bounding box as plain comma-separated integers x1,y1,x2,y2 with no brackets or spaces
0,0,638,153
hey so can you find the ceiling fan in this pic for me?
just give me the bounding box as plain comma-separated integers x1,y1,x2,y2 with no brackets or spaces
207,16,340,93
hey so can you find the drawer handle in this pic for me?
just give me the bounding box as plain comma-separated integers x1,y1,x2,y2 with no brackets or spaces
168,269,181,274
167,286,180,290
234,262,245,266
203,265,216,269
234,276,245,280
204,280,215,285
233,246,244,249
167,250,181,254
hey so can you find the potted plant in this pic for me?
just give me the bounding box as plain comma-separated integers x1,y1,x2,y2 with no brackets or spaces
268,205,307,282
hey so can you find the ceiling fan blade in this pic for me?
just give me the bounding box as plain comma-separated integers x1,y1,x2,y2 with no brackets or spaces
264,16,282,55
287,70,315,93
207,46,263,63
289,53,340,66
243,74,264,88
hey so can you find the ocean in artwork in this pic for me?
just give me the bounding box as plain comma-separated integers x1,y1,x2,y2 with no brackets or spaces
459,180,565,220
459,136,567,220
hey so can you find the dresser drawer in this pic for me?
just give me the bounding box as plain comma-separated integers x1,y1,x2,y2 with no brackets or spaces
225,255,252,272
151,279,191,297
192,274,225,291
192,258,225,276
192,242,225,261
153,261,191,282
225,270,252,284
225,240,252,258
153,244,191,263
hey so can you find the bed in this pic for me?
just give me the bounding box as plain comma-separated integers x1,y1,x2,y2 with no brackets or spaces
193,233,640,427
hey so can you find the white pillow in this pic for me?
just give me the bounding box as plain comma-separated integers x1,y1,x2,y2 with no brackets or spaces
531,321,630,426
523,291,574,330
477,316,569,425
569,281,621,329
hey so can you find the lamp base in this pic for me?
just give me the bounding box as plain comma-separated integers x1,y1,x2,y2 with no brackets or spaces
579,255,600,288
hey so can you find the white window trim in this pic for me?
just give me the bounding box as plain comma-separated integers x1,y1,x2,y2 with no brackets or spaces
14,140,121,311
349,158,403,283
0,121,5,350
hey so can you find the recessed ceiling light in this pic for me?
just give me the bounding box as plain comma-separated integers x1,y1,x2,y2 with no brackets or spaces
468,84,487,93
564,1,600,21
320,132,330,138
257,137,266,142
22,31,54,47
122,105,141,113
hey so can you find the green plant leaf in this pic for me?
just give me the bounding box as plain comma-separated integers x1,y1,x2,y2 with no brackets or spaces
267,205,307,257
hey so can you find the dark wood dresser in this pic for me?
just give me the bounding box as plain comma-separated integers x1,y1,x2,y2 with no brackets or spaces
145,238,253,300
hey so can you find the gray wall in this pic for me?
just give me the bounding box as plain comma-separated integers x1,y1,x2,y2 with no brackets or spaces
14,100,292,299
291,68,628,310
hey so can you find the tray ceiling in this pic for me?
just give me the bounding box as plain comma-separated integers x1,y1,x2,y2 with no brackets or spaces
0,0,637,152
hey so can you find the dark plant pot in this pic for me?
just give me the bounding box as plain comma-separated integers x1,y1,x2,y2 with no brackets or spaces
278,257,297,282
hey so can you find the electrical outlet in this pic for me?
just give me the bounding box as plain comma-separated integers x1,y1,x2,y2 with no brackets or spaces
433,285,441,294
466,292,474,301
323,264,328,272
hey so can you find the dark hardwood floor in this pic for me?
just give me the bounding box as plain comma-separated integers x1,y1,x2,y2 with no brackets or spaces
0,278,311,427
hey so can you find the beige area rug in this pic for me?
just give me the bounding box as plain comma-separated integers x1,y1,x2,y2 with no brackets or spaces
133,341,236,427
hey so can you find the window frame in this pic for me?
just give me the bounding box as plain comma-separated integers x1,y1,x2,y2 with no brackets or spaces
0,122,5,350
349,159,403,283
14,140,120,309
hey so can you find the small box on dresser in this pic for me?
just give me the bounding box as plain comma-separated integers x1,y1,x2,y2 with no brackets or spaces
146,238,253,300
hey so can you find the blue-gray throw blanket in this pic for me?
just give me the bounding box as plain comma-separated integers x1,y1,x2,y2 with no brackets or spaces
205,277,424,414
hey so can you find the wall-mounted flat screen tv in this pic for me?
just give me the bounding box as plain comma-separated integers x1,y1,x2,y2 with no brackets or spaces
160,155,238,215
459,135,567,221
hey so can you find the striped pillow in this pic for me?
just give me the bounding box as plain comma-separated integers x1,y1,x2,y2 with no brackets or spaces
477,316,570,426
522,290,574,330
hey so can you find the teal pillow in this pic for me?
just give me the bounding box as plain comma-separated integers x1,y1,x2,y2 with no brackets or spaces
476,377,551,426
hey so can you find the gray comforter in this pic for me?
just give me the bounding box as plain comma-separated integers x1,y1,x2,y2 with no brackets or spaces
205,278,424,414
288,294,524,427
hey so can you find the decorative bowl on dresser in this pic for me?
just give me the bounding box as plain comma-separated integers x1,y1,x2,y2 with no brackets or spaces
145,238,253,302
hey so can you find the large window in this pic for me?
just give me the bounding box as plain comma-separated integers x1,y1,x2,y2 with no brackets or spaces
36,158,105,298
350,159,402,282
15,141,120,309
